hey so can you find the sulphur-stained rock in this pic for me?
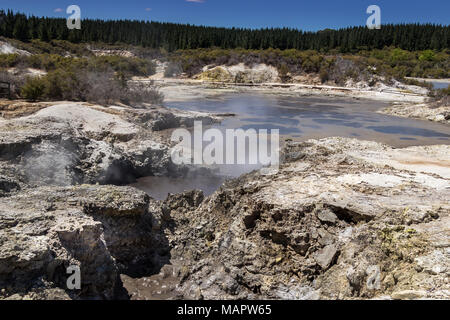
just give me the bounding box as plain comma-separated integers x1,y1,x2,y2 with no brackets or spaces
163,138,450,300
391,290,427,300
195,63,280,84
0,185,165,300
3,288,71,300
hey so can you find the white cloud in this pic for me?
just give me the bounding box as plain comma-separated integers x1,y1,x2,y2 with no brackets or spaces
186,0,205,3
145,8,152,12
53,8,63,13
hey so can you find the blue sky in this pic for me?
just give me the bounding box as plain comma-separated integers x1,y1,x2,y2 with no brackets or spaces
1,0,449,30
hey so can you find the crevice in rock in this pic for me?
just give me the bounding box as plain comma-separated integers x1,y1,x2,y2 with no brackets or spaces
324,204,374,223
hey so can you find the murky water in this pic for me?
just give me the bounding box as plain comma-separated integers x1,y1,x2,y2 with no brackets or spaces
431,81,450,90
132,93,450,200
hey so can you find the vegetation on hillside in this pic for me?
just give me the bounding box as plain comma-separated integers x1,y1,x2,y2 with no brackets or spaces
170,47,450,83
17,68,162,105
0,53,155,77
0,49,161,104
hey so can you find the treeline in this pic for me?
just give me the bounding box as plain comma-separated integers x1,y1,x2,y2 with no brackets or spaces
1,10,448,52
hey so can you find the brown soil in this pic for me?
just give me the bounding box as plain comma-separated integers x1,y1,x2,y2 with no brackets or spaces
0,99,50,119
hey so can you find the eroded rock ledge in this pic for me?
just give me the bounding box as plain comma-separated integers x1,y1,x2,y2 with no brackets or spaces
0,102,222,189
0,101,221,300
379,100,450,125
0,185,166,299
162,138,449,300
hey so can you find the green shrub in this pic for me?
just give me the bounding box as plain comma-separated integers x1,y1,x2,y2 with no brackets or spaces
278,63,290,83
0,52,157,78
21,77,45,101
43,69,77,100
0,54,22,68
87,56,156,77
390,48,413,63
319,68,329,83
419,50,436,62
18,67,162,106
437,85,450,96
119,82,164,106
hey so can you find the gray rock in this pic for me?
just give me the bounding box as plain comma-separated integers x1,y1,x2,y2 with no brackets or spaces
314,244,339,269
0,185,163,299
317,209,338,224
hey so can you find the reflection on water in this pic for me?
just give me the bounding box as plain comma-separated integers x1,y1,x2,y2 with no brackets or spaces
431,81,450,90
240,123,302,134
132,93,450,199
166,94,450,147
399,137,417,141
312,118,364,128
367,126,450,137
241,117,301,126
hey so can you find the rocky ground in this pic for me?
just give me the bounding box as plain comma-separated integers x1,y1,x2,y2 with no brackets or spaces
379,99,450,125
162,138,449,300
0,98,449,300
154,138,450,299
105,138,450,301
0,100,225,299
0,185,162,299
